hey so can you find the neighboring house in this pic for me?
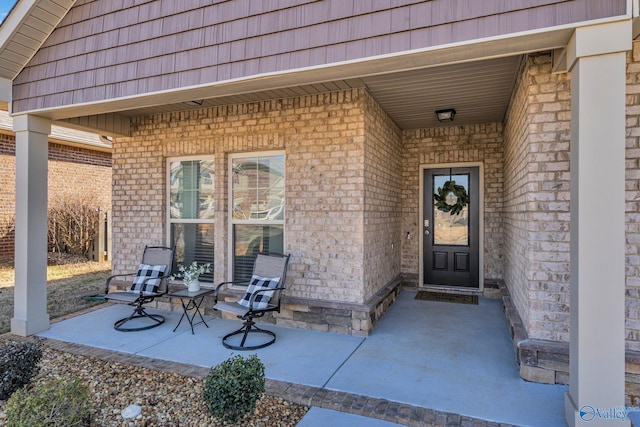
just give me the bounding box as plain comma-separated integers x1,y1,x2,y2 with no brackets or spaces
0,1,636,425
0,110,112,258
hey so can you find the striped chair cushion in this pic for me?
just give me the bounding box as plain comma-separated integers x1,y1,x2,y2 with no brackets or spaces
237,275,280,309
131,264,167,293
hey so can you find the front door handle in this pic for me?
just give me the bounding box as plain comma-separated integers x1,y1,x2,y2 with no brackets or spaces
424,229,430,235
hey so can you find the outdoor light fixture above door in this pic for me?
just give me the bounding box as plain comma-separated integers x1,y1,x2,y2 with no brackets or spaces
436,108,456,122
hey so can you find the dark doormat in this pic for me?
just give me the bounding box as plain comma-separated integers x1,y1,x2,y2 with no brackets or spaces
415,291,478,305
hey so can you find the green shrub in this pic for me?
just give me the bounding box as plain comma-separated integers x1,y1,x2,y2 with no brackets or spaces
0,340,43,400
6,376,91,427
203,354,265,422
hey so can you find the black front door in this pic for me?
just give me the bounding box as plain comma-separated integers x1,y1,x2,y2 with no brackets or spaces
424,167,479,288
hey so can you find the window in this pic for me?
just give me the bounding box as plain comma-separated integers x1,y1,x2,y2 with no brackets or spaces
168,157,215,281
230,152,285,283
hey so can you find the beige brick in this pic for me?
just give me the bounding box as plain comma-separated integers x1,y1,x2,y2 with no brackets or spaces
284,303,310,313
328,325,350,334
156,301,171,311
520,365,556,384
556,371,569,385
275,309,294,320
627,362,640,376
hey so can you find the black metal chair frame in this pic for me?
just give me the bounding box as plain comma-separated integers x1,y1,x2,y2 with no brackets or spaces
104,245,175,332
214,253,290,350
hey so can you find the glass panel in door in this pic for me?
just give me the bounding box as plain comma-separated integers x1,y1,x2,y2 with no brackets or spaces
433,174,469,246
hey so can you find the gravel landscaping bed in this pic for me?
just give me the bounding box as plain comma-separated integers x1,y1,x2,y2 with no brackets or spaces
0,255,308,426
0,345,308,426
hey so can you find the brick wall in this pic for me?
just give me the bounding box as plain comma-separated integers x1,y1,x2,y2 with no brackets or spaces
500,45,640,349
112,119,169,265
489,47,640,390
0,132,112,258
0,133,16,257
401,124,504,284
49,142,112,209
625,42,640,352
116,89,402,309
502,57,534,337
363,92,403,301
286,92,368,304
502,53,571,343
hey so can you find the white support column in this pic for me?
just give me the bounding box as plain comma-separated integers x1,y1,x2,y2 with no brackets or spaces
565,21,631,427
11,114,51,336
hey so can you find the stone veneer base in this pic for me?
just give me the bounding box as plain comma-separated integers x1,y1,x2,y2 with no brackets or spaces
499,279,640,405
110,276,404,337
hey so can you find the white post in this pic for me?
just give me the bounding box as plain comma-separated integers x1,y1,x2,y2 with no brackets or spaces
11,114,51,336
565,21,631,426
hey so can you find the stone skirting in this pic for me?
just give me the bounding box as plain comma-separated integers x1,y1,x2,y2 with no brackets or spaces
499,280,640,405
499,280,571,385
276,277,404,336
109,276,404,337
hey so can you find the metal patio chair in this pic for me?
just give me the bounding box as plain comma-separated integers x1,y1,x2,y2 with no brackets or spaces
104,245,175,332
214,253,290,350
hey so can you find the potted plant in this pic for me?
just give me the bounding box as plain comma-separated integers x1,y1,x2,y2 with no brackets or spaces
173,261,212,292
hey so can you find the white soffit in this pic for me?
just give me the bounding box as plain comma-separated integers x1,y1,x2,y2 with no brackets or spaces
0,0,75,80
0,109,110,151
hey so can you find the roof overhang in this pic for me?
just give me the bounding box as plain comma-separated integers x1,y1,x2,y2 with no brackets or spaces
7,19,614,130
0,109,112,151
0,1,637,131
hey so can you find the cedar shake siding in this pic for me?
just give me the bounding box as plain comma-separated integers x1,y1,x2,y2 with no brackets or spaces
12,0,627,113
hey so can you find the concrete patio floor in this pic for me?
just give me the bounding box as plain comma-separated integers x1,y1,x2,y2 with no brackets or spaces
36,290,567,426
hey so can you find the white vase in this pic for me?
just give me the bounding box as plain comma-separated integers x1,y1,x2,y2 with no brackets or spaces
186,279,200,292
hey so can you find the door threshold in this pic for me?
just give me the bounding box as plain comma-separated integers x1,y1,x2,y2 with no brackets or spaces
420,285,483,295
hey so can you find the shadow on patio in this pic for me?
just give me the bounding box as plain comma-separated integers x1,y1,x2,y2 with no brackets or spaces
36,290,567,426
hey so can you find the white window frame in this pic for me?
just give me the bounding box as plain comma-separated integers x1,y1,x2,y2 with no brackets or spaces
166,155,216,271
228,150,286,283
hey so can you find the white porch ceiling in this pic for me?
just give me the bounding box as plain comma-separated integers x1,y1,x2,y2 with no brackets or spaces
117,55,523,130
363,55,523,129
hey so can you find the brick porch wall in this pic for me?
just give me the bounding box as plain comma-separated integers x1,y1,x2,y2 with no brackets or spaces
502,53,571,343
502,57,532,335
401,124,504,284
0,131,112,258
363,90,403,302
501,46,640,399
112,89,404,335
625,42,640,352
